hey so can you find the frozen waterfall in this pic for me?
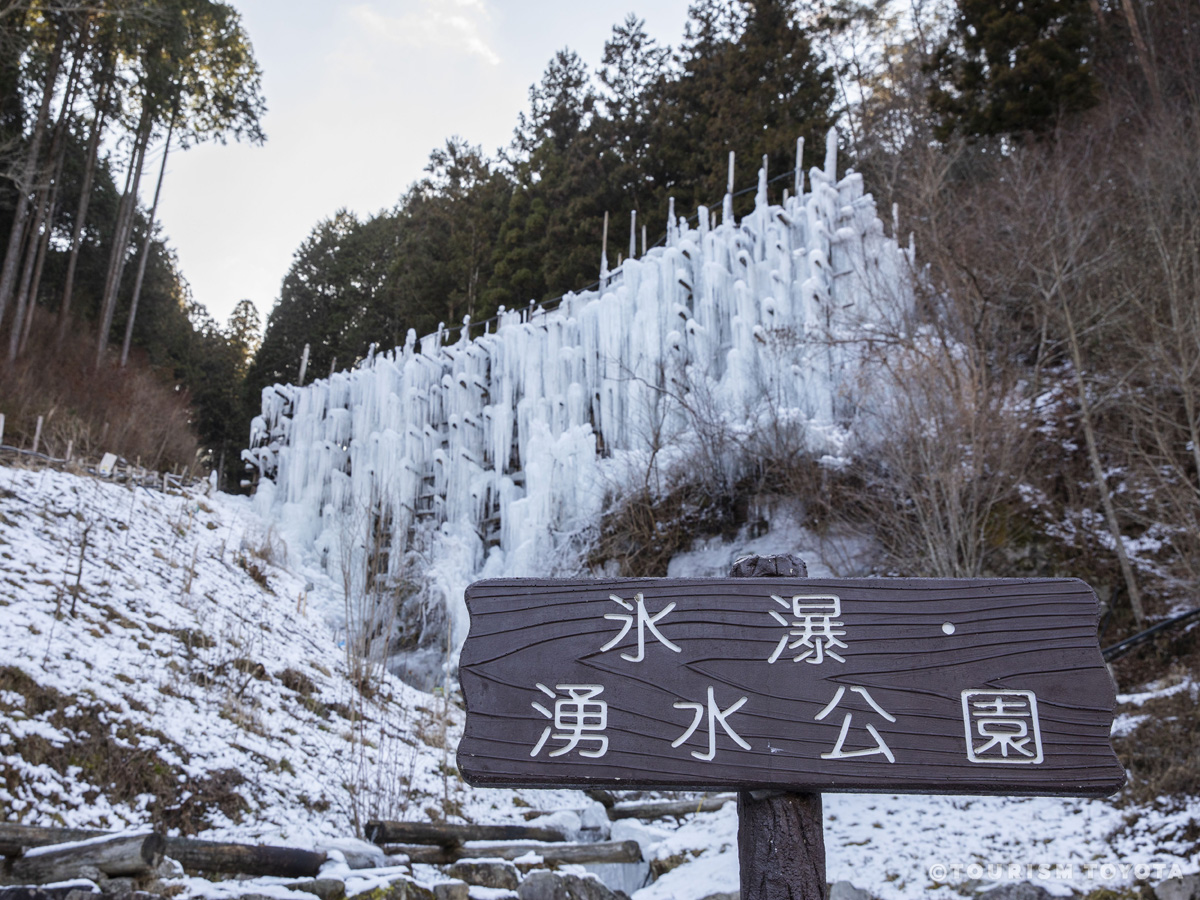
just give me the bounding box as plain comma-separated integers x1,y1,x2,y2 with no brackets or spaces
243,133,916,672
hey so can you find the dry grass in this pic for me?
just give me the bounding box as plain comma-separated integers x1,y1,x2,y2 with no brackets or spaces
1112,680,1200,812
0,315,199,471
0,665,247,833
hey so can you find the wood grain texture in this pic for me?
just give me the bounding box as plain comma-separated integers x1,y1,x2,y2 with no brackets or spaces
457,577,1124,796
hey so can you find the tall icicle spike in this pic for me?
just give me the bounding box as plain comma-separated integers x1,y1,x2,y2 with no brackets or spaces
824,127,838,182
795,136,805,197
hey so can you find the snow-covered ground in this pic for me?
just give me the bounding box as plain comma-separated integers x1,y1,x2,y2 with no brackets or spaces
1,462,1196,899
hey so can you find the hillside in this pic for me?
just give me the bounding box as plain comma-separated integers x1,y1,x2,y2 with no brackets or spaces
1,461,1197,900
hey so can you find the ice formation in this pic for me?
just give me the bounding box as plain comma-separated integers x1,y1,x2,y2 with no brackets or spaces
243,132,915,670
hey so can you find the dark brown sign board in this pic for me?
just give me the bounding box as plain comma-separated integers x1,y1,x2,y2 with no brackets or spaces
458,577,1124,797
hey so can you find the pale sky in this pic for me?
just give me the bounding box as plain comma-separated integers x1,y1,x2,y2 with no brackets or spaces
154,0,693,329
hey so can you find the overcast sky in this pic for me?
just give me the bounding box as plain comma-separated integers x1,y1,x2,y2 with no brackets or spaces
154,0,693,328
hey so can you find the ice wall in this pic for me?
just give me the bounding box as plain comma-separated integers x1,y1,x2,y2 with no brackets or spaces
243,134,915,669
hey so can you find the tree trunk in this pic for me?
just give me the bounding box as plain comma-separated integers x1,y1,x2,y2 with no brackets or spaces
95,112,151,369
58,61,112,345
10,56,78,360
1118,0,1162,111
0,24,65,331
6,185,47,360
732,553,827,900
1062,302,1145,626
120,113,174,367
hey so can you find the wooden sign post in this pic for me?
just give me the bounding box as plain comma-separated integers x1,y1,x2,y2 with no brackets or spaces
458,558,1124,900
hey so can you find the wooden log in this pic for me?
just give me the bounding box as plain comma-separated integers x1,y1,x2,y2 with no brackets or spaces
380,840,642,866
365,821,569,847
608,794,735,820
9,833,164,883
732,553,827,900
0,827,104,850
162,838,326,878
0,825,325,879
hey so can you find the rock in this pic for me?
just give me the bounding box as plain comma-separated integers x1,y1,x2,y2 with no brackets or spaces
284,878,347,900
516,871,629,900
1156,874,1200,900
698,892,739,900
977,883,1052,900
431,883,468,900
445,861,519,891
829,881,874,900
351,878,436,900
94,877,134,897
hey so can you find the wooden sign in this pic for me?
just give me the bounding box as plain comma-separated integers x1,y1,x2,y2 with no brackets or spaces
457,577,1124,797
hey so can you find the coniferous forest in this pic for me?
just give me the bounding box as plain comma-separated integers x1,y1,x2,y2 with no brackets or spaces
3,0,1200,641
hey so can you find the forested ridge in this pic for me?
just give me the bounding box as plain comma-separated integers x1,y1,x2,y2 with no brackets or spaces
0,0,264,478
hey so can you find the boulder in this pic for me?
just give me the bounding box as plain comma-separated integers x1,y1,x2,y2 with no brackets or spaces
830,882,875,900
516,871,629,900
1156,874,1200,900
445,861,519,891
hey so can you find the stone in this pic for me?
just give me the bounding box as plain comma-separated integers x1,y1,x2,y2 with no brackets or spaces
445,861,520,891
430,883,468,900
351,877,436,900
283,879,347,900
1156,874,1200,900
829,881,874,900
516,871,629,900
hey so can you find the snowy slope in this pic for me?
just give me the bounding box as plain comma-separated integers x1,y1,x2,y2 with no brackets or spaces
1,463,1196,900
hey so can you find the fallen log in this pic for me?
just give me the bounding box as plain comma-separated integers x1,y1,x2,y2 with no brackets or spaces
365,821,569,847
163,839,325,878
380,840,642,866
9,833,164,884
0,825,324,878
608,794,735,820
0,827,104,851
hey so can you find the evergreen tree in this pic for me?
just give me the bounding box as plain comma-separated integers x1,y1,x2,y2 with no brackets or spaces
651,0,835,218
929,0,1099,138
489,50,608,306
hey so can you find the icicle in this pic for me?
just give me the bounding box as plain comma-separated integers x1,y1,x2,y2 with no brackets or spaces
641,224,647,257
298,343,310,386
755,156,768,210
824,127,838,182
600,211,610,287
667,197,676,246
795,136,805,197
629,210,637,261
723,151,735,224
